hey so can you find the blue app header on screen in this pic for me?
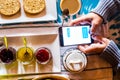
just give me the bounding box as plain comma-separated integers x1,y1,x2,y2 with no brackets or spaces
82,27,89,38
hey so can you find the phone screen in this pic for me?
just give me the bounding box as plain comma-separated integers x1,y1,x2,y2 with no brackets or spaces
59,25,92,46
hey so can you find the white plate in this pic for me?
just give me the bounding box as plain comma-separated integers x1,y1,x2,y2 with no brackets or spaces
0,27,61,75
0,0,57,24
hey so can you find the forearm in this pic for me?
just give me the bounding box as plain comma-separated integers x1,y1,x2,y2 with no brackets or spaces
100,40,120,68
91,0,120,23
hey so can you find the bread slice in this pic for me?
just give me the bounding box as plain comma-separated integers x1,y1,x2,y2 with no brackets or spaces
0,0,20,16
23,0,45,14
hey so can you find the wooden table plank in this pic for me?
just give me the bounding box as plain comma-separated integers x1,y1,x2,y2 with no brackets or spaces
62,68,113,80
86,55,111,69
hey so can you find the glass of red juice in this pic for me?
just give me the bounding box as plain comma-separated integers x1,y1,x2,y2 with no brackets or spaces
35,47,52,64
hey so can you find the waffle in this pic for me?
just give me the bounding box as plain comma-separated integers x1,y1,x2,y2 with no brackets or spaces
0,0,20,16
23,0,45,14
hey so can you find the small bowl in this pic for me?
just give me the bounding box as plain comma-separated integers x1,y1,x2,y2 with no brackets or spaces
35,47,52,64
17,47,34,65
0,47,16,64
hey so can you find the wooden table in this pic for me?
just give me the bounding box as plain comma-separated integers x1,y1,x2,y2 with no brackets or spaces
0,0,115,79
60,46,113,80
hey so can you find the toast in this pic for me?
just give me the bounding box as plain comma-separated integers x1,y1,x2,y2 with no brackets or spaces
0,0,20,16
23,0,45,14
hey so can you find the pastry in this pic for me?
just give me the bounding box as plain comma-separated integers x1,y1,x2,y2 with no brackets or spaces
23,0,45,14
0,0,20,16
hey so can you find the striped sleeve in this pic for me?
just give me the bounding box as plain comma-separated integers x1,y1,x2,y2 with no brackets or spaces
100,40,120,68
91,0,120,23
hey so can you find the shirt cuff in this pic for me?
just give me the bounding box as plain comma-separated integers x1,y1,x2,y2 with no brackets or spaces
100,40,120,67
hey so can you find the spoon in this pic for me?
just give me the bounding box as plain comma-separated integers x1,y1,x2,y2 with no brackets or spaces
23,37,29,57
4,36,8,50
62,8,69,26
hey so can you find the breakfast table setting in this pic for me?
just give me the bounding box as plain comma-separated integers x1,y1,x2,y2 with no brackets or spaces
0,0,119,80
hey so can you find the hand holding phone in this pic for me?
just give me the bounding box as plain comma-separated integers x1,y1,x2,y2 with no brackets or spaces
59,25,93,46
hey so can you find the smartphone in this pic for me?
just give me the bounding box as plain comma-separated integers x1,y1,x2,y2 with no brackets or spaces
59,25,93,46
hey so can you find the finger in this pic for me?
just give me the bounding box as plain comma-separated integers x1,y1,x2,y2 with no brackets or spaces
78,45,87,53
82,44,89,48
79,42,106,54
92,35,102,41
87,42,107,53
101,37,110,45
92,35,110,45
78,45,94,54
91,21,99,33
91,18,102,33
69,15,92,26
